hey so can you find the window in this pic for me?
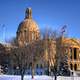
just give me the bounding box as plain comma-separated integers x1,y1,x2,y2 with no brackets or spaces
24,30,27,39
74,64,77,71
40,64,43,69
70,63,73,70
28,62,32,69
36,64,38,68
24,30,26,32
74,48,77,60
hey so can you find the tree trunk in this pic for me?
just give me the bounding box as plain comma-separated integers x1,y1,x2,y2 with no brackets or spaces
21,74,24,80
54,75,57,80
48,65,51,76
32,68,34,79
32,63,35,79
20,68,24,80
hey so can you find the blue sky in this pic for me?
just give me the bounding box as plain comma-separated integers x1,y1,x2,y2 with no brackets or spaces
0,0,80,42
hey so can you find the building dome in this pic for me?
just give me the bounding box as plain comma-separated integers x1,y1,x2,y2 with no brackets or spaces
17,19,39,33
16,8,40,46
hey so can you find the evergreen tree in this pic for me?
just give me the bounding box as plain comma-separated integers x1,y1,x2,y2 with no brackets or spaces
58,48,70,76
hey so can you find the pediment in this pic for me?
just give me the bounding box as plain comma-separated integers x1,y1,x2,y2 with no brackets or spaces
63,38,80,48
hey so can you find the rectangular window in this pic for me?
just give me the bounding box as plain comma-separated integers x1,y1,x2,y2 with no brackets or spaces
74,48,77,60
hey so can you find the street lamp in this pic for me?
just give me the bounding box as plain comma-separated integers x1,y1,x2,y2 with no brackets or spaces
69,68,74,80
16,66,19,75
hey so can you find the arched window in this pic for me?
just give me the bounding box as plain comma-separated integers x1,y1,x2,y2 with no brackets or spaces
24,30,27,39
70,63,73,70
24,30,26,34
74,48,77,60
74,64,77,71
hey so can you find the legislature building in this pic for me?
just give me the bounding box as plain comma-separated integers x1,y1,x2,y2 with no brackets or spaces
0,8,80,76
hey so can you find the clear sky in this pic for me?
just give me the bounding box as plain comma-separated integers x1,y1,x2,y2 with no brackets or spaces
0,0,80,42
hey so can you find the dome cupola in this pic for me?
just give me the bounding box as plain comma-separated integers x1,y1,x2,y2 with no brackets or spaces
25,7,32,19
16,8,40,47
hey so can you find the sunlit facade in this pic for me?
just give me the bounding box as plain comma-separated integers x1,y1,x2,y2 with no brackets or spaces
62,38,80,72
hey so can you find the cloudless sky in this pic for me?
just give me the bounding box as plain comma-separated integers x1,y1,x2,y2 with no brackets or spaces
0,0,80,42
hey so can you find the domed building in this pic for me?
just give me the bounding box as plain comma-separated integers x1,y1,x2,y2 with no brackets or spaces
0,7,80,76
16,8,40,47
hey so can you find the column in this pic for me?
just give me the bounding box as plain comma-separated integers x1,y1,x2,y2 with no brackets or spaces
72,48,74,71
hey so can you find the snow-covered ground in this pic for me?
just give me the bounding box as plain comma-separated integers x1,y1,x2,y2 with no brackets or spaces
0,75,80,80
0,75,53,80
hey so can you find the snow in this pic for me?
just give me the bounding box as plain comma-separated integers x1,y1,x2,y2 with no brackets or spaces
0,75,20,80
0,75,80,80
0,75,52,80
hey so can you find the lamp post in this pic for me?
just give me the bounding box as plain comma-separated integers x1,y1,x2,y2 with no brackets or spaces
16,66,19,75
69,68,74,80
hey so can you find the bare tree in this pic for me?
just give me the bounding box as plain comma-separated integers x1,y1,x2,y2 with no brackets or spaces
10,40,45,79
41,26,69,79
9,25,70,80
29,41,45,78
10,46,31,80
41,27,57,75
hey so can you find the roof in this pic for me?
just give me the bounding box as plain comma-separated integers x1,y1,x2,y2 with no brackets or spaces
17,19,39,33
